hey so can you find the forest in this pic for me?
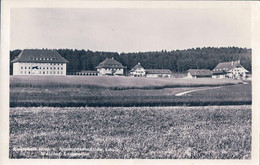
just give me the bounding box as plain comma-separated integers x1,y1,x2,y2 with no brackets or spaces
10,47,251,75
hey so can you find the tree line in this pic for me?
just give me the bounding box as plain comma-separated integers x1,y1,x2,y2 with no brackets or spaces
10,47,251,75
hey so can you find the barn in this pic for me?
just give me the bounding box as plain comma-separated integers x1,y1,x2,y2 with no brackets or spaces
96,58,126,76
11,49,69,75
146,69,172,78
187,69,212,78
212,61,249,79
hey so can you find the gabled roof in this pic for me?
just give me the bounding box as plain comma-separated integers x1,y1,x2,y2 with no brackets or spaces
212,61,249,74
11,49,68,63
146,69,172,74
96,58,126,69
130,63,145,72
188,69,212,76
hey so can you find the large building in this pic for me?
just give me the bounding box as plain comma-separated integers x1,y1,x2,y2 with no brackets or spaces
187,69,212,78
212,60,249,79
146,69,172,78
11,49,69,75
129,63,146,77
96,58,126,76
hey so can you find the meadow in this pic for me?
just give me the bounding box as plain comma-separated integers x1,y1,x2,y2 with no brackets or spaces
10,76,251,107
9,106,251,159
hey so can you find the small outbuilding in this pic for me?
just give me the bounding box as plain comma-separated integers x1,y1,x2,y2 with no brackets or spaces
187,69,212,78
146,69,172,78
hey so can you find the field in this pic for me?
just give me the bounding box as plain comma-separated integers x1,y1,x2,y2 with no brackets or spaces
9,106,251,159
10,76,251,107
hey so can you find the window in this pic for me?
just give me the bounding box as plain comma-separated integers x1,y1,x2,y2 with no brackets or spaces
54,67,56,70
53,71,55,74
57,67,59,70
46,71,48,74
61,71,63,74
28,71,30,74
50,67,52,69
43,71,45,74
21,66,23,69
57,71,59,74
21,71,23,74
39,71,41,74
61,67,63,70
50,71,52,74
29,67,30,69
25,71,26,74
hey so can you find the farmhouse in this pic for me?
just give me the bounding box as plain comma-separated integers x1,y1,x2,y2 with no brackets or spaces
146,69,172,78
129,63,146,77
212,60,249,79
11,49,69,75
96,57,126,76
187,69,212,78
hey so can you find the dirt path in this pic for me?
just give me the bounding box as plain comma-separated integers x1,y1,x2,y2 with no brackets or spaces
175,86,224,96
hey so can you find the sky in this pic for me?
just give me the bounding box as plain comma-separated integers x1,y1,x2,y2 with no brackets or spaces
10,7,251,52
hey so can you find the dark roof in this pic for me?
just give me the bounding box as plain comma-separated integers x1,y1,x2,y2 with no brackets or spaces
146,69,172,74
188,69,212,76
11,49,69,63
130,63,145,71
212,61,249,74
96,58,126,69
80,70,99,73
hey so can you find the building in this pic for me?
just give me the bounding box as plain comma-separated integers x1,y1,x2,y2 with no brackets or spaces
212,60,249,79
129,63,146,77
187,69,212,78
146,69,172,78
11,49,69,75
96,57,126,76
68,70,99,76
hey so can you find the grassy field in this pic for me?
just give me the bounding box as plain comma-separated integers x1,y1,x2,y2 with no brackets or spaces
10,75,251,107
9,106,251,159
10,75,242,89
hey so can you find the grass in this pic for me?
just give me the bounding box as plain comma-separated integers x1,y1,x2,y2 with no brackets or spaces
9,106,251,159
10,82,252,107
10,75,242,89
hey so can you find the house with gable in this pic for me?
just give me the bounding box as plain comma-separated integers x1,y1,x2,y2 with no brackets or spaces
212,60,249,79
11,49,69,75
129,62,146,77
96,57,126,76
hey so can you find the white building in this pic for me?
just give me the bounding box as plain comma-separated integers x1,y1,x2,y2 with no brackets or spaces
96,58,126,76
212,60,249,79
146,69,172,78
129,63,146,77
11,49,69,75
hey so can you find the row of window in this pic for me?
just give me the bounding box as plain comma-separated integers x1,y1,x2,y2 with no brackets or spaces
20,63,63,66
21,66,63,70
29,57,57,61
20,71,63,74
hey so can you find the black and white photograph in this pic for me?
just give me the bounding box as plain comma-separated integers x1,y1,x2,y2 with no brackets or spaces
1,0,260,164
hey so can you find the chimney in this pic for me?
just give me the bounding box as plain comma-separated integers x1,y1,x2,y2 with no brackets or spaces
138,62,140,65
231,61,234,66
112,57,114,59
238,59,240,64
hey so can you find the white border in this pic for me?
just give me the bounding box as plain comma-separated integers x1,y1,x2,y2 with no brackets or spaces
1,1,259,165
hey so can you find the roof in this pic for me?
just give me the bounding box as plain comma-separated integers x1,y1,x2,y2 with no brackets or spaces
130,63,145,71
11,49,69,63
96,58,126,69
188,69,212,76
212,61,249,74
80,70,99,73
146,69,172,74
